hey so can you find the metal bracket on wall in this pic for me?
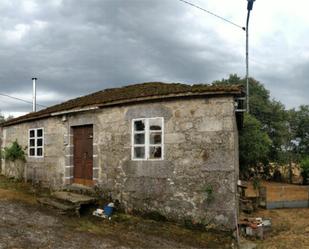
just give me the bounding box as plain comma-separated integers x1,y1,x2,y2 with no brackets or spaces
235,97,246,112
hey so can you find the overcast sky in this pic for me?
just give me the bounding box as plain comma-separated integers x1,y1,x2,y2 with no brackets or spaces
0,0,308,117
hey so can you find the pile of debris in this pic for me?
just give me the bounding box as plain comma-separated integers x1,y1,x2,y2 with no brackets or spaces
238,180,266,213
93,202,114,219
239,217,272,240
238,181,255,213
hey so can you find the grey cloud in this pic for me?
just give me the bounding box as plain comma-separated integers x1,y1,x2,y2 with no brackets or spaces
0,0,307,116
257,59,309,109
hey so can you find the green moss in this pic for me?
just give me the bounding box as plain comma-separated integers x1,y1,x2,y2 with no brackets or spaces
2,82,243,127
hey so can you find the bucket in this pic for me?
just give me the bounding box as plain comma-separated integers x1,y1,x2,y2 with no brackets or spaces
104,206,113,216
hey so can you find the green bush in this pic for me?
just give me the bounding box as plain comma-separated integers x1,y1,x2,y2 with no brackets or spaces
300,157,309,185
2,140,26,162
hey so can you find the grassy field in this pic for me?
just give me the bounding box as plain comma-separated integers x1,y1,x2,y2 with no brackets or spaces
244,208,309,249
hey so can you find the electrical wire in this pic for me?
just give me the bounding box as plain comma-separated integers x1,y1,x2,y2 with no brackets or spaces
0,92,47,108
178,0,245,31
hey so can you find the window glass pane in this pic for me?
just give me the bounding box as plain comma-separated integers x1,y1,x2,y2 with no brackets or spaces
134,120,145,131
37,138,43,146
29,148,35,156
30,139,35,147
134,147,145,159
149,118,162,130
37,148,43,156
149,146,162,159
150,132,162,144
30,130,35,138
37,129,43,137
134,134,145,145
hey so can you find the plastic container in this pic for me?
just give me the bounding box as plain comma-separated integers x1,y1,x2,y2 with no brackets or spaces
104,205,113,216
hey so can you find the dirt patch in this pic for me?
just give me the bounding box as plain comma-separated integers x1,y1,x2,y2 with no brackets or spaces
0,200,119,249
0,189,36,204
0,175,234,249
0,199,233,249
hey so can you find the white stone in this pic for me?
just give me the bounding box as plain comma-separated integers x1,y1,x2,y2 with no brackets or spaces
198,117,223,132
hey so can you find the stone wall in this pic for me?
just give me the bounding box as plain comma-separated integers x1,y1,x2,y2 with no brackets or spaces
1,95,239,229
1,117,66,188
94,97,239,230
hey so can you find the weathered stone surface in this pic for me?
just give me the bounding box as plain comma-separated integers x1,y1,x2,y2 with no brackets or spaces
123,161,174,178
51,191,97,204
124,177,171,196
165,133,186,144
125,104,172,121
37,197,75,211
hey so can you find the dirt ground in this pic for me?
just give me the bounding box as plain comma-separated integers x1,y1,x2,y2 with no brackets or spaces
0,176,233,249
241,181,309,248
242,208,309,249
1,176,309,249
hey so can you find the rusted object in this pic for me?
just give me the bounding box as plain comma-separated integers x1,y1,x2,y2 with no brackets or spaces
239,217,272,240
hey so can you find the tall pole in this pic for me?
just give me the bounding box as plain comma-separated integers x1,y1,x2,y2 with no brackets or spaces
246,0,255,113
246,11,250,113
32,77,37,112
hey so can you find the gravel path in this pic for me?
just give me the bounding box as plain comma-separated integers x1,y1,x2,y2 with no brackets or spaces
0,200,125,249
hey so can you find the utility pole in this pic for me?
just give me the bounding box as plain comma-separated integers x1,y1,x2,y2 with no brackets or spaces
246,0,256,113
32,77,37,112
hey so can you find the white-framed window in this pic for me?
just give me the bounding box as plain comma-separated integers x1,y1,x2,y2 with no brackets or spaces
28,128,44,157
132,117,164,160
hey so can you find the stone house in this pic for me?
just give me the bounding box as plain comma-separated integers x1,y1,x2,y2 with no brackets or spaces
1,82,244,229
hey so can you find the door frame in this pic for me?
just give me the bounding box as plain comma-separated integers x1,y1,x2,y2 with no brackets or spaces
72,124,94,186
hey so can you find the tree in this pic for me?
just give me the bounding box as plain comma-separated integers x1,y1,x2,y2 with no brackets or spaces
0,113,14,124
213,74,291,179
0,114,4,123
293,105,309,156
239,113,272,178
300,157,309,185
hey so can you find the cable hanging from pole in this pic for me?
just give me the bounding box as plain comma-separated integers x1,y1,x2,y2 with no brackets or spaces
0,92,47,108
178,0,246,31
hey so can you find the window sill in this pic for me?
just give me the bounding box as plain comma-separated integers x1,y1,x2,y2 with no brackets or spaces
131,159,164,161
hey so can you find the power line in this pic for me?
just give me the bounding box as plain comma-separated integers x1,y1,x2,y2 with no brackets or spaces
0,92,47,108
178,0,245,31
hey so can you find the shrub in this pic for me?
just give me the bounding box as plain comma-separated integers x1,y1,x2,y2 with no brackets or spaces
2,140,26,180
2,140,26,162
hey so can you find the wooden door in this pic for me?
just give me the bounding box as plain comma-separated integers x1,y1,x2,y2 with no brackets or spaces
73,125,93,186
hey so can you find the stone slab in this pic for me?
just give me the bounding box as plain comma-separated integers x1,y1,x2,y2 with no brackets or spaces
52,191,97,204
37,197,75,211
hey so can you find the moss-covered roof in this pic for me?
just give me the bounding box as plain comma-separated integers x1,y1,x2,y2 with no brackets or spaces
2,82,244,127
